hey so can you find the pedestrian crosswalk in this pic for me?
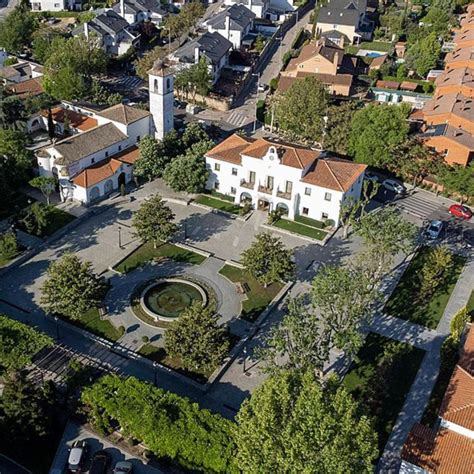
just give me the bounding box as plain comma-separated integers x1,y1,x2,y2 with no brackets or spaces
395,193,443,220
102,75,143,90
225,111,251,128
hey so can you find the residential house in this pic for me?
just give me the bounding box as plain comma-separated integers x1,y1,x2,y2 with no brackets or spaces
29,0,83,11
370,81,431,109
170,32,232,83
223,0,269,19
453,27,474,49
73,10,140,56
434,67,474,98
112,0,168,27
0,60,43,85
34,62,174,203
7,78,44,98
445,48,474,71
315,0,371,46
400,326,473,473
204,4,255,50
278,37,354,96
204,134,367,225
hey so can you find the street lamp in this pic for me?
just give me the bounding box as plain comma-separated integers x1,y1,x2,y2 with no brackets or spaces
242,346,248,373
251,72,261,133
153,361,158,385
54,315,60,341
118,225,122,249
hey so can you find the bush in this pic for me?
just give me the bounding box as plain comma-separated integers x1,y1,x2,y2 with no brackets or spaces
81,375,237,472
141,335,149,343
267,207,285,224
324,219,335,229
450,306,469,342
269,77,279,91
0,232,19,260
239,201,253,216
118,325,125,335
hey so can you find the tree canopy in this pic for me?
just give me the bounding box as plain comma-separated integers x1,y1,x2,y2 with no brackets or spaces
132,194,178,246
405,33,441,78
175,58,212,101
235,370,378,473
40,253,106,319
0,5,37,54
439,163,474,203
164,303,229,373
348,104,409,167
274,76,329,142
0,315,52,374
324,101,361,154
241,232,294,287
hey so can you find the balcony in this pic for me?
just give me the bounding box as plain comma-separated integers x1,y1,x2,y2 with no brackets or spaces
258,185,273,195
240,179,255,190
276,190,292,200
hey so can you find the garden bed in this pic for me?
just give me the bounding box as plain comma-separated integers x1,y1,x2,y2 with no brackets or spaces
194,194,241,214
343,332,425,455
219,264,283,322
272,218,328,241
114,241,206,273
385,247,466,329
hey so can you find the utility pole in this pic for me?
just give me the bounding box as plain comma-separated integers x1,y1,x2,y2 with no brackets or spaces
118,225,122,249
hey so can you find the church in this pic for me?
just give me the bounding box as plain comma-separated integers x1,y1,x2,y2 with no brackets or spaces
34,61,174,204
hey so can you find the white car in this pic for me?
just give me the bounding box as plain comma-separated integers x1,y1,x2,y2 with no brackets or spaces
114,461,133,473
257,83,268,92
68,440,87,473
382,179,406,194
364,171,379,183
426,220,443,240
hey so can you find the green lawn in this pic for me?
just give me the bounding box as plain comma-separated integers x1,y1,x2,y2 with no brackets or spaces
385,247,466,329
344,333,425,455
194,195,241,214
65,308,124,342
114,241,206,273
360,41,393,52
273,218,327,240
41,206,76,236
294,215,326,229
219,265,283,322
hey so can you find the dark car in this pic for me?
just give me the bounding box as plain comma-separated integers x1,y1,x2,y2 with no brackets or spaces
449,204,472,220
67,440,88,473
89,450,111,474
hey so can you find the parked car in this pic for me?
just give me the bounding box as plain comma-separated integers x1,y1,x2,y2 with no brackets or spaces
113,461,133,473
382,179,406,194
426,220,444,240
364,171,379,183
89,450,111,474
67,440,88,473
448,204,472,220
257,83,268,92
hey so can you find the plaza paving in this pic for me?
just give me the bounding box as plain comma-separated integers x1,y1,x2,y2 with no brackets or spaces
0,180,472,473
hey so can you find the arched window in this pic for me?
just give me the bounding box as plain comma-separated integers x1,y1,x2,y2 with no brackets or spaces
154,79,158,91
166,78,171,90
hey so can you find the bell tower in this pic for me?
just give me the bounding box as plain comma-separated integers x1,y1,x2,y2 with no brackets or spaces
148,61,174,140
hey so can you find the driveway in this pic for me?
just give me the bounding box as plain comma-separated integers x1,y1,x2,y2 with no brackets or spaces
50,421,162,474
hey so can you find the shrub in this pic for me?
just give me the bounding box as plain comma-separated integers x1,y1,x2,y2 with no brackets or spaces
141,335,149,343
324,219,336,229
0,232,19,260
267,207,285,224
81,375,237,472
239,201,252,216
450,306,469,342
269,77,279,91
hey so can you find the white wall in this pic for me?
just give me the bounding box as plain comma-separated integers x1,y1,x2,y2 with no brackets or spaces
149,72,174,139
30,0,66,11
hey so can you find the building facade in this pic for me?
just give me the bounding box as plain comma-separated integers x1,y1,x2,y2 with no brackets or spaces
205,134,366,225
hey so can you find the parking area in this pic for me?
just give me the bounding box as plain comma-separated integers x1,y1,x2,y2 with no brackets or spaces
50,422,163,474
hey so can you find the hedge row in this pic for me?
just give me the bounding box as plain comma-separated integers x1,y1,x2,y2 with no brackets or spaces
81,375,238,473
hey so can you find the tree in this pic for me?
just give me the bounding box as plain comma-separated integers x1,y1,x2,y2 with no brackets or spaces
254,34,265,53
405,33,441,77
311,265,380,358
175,58,212,102
439,163,474,203
355,207,417,282
241,232,294,287
22,202,49,236
182,121,209,148
0,231,19,261
339,180,379,239
419,246,453,300
163,141,212,193
348,104,409,167
40,253,106,320
0,5,37,54
134,136,164,181
0,95,26,130
29,176,56,205
274,76,329,142
0,314,53,373
324,101,361,154
132,194,177,247
134,46,167,80
164,303,229,372
31,27,65,64
235,370,378,474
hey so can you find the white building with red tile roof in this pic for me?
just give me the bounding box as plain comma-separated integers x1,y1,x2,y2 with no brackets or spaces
205,133,367,225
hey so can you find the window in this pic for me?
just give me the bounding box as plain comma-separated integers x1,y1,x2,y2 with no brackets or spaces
285,181,293,194
267,176,274,189
302,207,309,215
154,79,158,91
91,158,95,164
249,171,256,183
136,136,141,142
324,192,332,201
215,163,220,171
166,78,171,91
105,151,109,157
304,187,311,196
214,181,219,190
230,187,236,194
322,212,329,219
232,167,238,176
118,145,122,151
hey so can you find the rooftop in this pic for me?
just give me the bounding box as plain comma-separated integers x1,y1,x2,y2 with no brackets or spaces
72,158,123,188
317,7,360,27
421,123,474,149
41,107,98,132
206,4,255,32
445,47,474,66
423,93,474,121
174,32,232,66
99,103,150,125
435,67,474,90
52,123,127,166
7,77,43,98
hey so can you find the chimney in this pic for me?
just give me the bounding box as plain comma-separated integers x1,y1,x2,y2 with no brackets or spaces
120,0,125,18
84,22,89,39
194,46,200,64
